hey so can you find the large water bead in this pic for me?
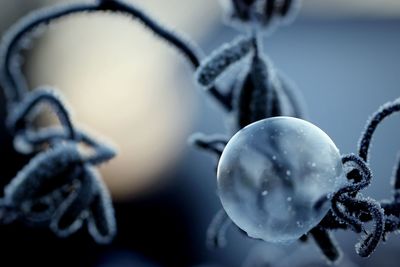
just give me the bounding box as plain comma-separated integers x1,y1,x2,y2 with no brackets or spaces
217,117,347,243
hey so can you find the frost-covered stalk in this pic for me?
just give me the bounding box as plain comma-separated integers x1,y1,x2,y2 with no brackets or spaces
192,0,306,154
191,0,308,256
193,1,400,264
0,0,232,110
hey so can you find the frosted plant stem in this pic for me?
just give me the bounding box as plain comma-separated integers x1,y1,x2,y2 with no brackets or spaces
0,0,232,111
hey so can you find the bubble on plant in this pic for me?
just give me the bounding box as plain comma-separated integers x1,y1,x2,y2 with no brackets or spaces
217,116,347,243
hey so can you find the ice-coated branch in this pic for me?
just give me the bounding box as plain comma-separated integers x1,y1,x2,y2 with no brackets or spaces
0,0,232,110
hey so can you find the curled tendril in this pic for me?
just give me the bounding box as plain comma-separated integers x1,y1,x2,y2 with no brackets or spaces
0,88,116,243
0,0,245,243
304,98,400,261
392,154,400,202
359,98,400,162
332,172,385,257
7,88,77,141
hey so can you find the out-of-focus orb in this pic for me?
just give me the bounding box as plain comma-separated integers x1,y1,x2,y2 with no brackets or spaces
25,6,207,200
217,117,347,243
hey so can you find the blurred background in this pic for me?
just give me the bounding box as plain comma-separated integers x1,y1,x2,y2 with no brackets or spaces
0,0,400,266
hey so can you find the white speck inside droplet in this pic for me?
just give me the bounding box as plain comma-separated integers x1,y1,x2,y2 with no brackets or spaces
217,117,346,243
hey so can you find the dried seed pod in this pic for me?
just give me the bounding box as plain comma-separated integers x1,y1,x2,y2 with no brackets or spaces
220,0,301,32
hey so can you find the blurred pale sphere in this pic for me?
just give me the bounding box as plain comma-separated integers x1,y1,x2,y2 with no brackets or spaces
217,117,347,243
24,2,217,200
